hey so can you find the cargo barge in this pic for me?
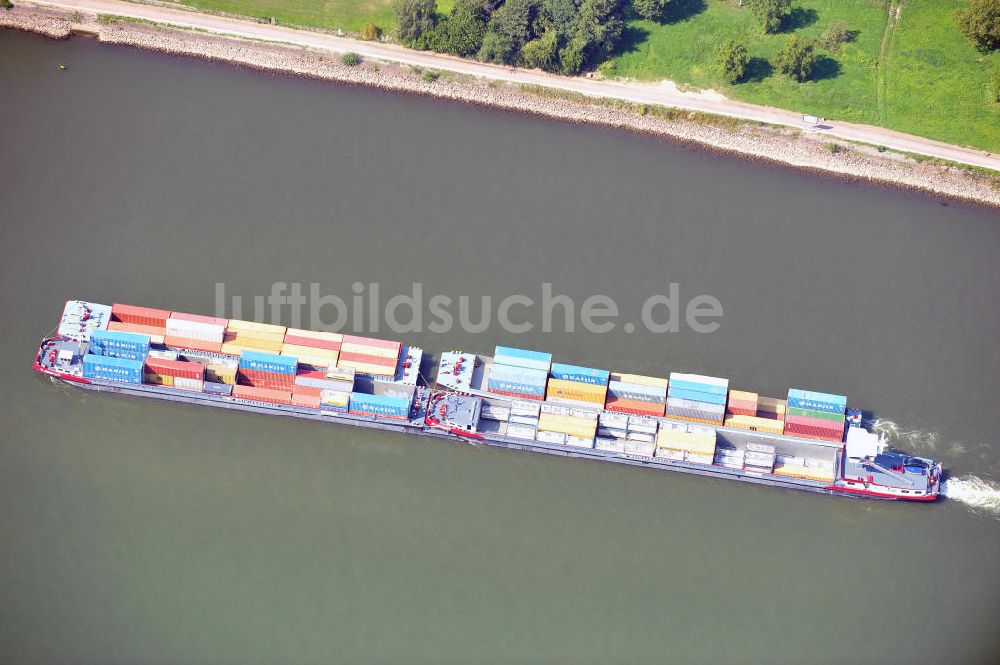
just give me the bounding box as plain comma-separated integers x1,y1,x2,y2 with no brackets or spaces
34,300,943,502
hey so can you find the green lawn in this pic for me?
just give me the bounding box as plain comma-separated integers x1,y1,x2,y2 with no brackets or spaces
607,0,999,152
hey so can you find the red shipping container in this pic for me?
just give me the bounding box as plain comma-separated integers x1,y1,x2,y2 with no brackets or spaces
785,413,845,432
349,409,407,421
292,393,322,409
112,303,171,327
169,312,227,327
163,335,223,353
342,335,401,351
283,334,342,351
338,350,398,368
145,357,205,380
783,422,844,442
295,367,327,379
232,385,292,404
726,399,757,417
292,385,323,397
604,396,665,417
108,321,167,338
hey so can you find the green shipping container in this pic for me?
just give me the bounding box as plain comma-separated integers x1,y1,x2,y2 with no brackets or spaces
786,406,844,422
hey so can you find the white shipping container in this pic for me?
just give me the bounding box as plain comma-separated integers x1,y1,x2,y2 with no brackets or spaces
596,426,628,440
626,432,656,443
628,416,659,432
595,437,627,453
568,408,598,421
511,400,541,417
746,442,776,454
669,372,729,389
565,435,594,449
509,414,540,427
687,453,714,465
623,441,656,457
481,405,511,421
506,424,537,440
173,377,205,392
599,412,629,429
536,430,566,444
147,349,178,360
655,448,686,461
166,319,225,342
540,403,569,416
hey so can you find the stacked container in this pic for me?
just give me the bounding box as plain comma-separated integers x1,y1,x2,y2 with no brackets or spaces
205,358,239,385
144,357,205,391
281,328,342,368
165,312,226,353
596,411,629,452
665,373,729,424
232,384,292,405
293,365,354,410
714,446,746,470
337,335,401,377
108,303,169,344
724,390,783,435
82,354,143,383
88,330,151,361
725,390,758,417
605,372,667,417
238,350,297,391
783,388,846,443
744,443,776,473
348,392,410,419
536,404,597,448
505,399,541,440
221,319,286,356
545,362,609,408
655,423,717,464
622,415,659,457
487,362,548,401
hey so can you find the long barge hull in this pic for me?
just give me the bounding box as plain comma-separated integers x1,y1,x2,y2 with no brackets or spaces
39,368,904,501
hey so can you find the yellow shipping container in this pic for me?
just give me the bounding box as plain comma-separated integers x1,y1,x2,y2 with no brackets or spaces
758,396,787,413
609,372,669,389
224,329,285,344
225,319,288,336
537,413,598,438
281,344,339,367
285,328,343,343
773,463,834,483
221,340,284,356
546,378,607,404
724,415,784,434
206,365,237,384
144,373,174,387
728,389,759,402
340,342,399,359
656,430,716,455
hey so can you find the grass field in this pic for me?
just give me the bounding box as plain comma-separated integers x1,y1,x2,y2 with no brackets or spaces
165,0,999,151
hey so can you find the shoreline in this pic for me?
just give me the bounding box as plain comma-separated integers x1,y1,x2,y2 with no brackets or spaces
3,5,999,208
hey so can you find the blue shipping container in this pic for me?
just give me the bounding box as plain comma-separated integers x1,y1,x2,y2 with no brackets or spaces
550,363,610,386
239,350,297,375
666,387,727,406
348,392,410,418
667,378,728,396
203,382,234,396
82,354,143,383
787,388,846,414
89,329,150,360
488,363,548,397
493,346,552,371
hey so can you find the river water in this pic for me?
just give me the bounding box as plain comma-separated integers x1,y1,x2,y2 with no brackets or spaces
1,30,999,665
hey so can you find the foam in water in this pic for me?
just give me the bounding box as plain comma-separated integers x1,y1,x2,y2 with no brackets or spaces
940,476,1000,518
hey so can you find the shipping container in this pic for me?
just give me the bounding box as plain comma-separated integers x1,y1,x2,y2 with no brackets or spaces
545,377,606,404
655,447,686,461
292,384,323,398
595,437,627,453
565,435,594,449
166,313,225,343
549,362,609,386
280,343,339,367
623,441,656,457
604,396,665,417
488,363,548,398
785,406,846,422
239,350,297,375
338,350,398,369
666,387,728,406
320,389,351,407
509,414,540,427
163,335,223,354
82,354,143,383
536,430,567,445
505,424,537,440
668,378,729,397
225,319,287,336
203,381,234,396
490,388,543,401
773,463,835,483
89,329,151,360
107,321,166,344
111,303,170,327
206,364,238,384
145,357,204,380
627,416,659,433
232,385,292,404
143,373,173,387
292,393,322,409
607,380,667,403
609,372,668,389
784,413,846,432
348,392,410,419
598,412,629,429
782,423,844,443
493,346,552,372
285,328,343,348
510,400,542,417
786,388,847,414
173,377,204,392
340,342,401,361
537,413,598,439
668,372,729,391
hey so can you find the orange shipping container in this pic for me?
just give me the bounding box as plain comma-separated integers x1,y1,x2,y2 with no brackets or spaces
292,393,322,409
604,396,665,417
163,335,223,353
232,385,292,404
112,303,171,327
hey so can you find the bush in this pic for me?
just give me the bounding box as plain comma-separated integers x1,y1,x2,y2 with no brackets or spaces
360,22,381,40
1,0,13,10
422,69,440,82
631,0,668,22
752,0,790,35
956,0,1000,52
775,35,816,82
821,20,850,52
340,52,362,66
717,39,749,84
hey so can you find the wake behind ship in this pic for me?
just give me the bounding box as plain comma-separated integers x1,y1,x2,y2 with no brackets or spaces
34,300,943,502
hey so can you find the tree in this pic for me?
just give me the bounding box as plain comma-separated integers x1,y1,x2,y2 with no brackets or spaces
820,20,850,52
558,35,589,74
571,0,624,62
631,0,669,22
544,0,577,32
521,28,560,69
478,31,516,62
956,0,1000,52
443,0,491,56
717,39,749,83
752,0,790,34
393,0,437,46
487,0,538,54
360,22,381,40
775,35,816,82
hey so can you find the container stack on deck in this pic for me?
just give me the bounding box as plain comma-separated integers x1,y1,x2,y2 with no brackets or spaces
546,363,609,408
783,389,846,443
624,415,659,457
282,329,342,368
89,330,151,361
505,399,541,439
723,389,785,434
487,346,550,401
108,304,169,344
655,423,717,464
605,372,668,417
348,392,410,419
164,312,226,353
665,373,728,425
82,354,144,383
293,365,353,412
536,403,597,448
221,320,286,356
338,335,401,377
144,356,204,391
237,348,296,396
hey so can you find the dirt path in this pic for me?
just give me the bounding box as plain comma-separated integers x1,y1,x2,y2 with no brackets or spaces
875,1,902,127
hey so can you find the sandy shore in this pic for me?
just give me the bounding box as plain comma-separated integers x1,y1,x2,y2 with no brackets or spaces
3,6,999,207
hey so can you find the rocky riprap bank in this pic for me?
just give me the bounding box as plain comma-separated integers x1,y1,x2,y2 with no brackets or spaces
3,6,998,207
